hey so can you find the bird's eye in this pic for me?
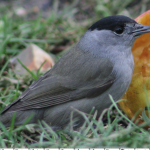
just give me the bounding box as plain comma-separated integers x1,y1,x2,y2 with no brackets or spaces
114,26,124,34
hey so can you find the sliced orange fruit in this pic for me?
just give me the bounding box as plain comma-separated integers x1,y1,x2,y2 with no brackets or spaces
119,10,150,127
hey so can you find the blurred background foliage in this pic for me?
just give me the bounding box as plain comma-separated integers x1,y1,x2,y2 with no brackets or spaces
0,0,150,58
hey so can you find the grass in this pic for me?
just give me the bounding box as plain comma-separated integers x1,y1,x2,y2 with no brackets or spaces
1,0,150,148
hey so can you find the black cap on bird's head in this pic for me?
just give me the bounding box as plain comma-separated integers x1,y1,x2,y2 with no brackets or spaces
88,15,137,32
88,15,150,37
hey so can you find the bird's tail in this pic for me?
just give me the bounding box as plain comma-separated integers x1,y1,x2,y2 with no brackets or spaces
0,110,36,128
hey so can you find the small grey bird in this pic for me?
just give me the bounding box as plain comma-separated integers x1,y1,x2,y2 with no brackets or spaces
1,15,150,130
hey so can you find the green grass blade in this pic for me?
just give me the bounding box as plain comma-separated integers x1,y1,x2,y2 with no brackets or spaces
36,60,47,77
109,94,136,127
17,58,38,80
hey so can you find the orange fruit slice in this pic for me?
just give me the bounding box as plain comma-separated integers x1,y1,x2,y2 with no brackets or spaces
119,10,150,127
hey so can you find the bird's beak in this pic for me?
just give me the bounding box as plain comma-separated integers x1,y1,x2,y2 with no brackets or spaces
132,24,150,37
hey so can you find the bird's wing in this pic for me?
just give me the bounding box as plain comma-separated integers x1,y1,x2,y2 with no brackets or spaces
2,46,116,113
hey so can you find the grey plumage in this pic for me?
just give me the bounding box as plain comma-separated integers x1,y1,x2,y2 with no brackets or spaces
1,15,150,130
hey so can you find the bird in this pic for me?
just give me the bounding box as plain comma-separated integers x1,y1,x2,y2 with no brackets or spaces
1,15,150,130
